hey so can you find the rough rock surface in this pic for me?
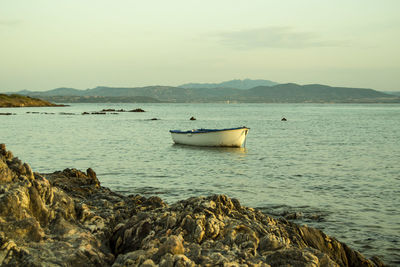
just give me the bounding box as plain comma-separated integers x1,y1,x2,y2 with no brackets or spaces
0,144,385,266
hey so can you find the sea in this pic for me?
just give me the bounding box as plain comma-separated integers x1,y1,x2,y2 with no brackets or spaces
1,103,399,265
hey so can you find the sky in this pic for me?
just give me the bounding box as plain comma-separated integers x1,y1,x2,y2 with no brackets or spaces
1,0,399,92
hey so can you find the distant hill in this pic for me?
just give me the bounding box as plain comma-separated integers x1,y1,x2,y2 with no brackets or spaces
18,86,203,103
179,79,278,89
384,91,400,96
242,84,396,103
14,82,400,103
0,94,62,107
40,95,162,103
36,87,89,96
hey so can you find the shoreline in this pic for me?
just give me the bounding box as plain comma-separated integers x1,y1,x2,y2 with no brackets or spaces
0,143,386,266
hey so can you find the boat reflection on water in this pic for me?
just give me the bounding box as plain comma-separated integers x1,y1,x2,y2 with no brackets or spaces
171,143,248,154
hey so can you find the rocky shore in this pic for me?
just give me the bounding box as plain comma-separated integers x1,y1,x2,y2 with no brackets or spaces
0,144,385,266
0,94,63,108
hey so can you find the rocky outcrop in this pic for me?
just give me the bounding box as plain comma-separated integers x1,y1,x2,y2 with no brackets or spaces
0,94,62,107
130,108,145,112
0,144,385,266
0,144,159,266
110,195,383,267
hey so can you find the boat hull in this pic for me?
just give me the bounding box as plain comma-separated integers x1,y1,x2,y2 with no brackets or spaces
170,127,249,147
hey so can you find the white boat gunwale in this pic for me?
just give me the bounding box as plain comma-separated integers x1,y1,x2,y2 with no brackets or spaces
169,126,249,134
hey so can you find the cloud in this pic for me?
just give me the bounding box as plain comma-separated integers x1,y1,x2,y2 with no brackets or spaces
217,26,342,49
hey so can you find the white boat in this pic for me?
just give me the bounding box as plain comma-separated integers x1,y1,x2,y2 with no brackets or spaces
170,126,249,147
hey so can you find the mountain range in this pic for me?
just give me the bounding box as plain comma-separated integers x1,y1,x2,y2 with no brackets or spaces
179,79,278,89
11,79,400,103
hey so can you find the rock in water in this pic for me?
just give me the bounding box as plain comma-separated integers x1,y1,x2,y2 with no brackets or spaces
129,108,145,112
0,144,386,266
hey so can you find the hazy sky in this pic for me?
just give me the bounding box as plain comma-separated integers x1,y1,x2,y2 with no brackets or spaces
1,0,399,92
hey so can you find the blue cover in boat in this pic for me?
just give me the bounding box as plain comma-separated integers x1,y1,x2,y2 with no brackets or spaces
170,126,248,134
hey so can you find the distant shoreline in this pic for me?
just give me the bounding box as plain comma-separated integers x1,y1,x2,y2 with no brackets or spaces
15,96,400,104
6,80,400,103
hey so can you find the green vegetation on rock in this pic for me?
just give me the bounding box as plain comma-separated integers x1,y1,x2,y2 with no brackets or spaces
0,94,61,107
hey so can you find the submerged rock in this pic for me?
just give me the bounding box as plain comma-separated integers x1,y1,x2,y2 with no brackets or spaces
0,144,386,266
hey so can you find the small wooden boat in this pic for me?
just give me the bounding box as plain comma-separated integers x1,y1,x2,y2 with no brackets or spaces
170,126,249,147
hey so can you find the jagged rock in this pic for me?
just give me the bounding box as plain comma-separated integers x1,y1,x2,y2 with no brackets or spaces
110,194,384,266
157,235,185,256
0,144,140,266
0,144,386,266
45,168,101,198
86,168,97,179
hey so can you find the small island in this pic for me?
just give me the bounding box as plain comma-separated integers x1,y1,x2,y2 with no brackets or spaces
0,94,63,108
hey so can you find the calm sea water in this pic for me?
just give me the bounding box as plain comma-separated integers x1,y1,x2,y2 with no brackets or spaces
1,103,399,265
